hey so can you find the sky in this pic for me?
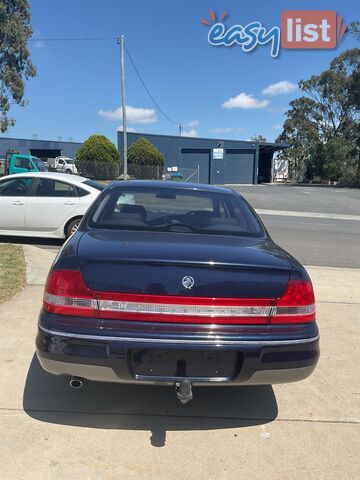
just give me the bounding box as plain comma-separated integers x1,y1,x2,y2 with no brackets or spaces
4,0,359,145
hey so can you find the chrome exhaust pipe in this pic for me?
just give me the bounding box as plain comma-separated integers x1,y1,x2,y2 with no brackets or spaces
69,376,83,389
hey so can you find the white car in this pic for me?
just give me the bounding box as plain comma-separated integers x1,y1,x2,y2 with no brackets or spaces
47,157,78,175
0,172,104,238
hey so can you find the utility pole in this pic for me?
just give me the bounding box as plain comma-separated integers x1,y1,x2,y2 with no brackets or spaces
119,35,127,180
179,123,182,136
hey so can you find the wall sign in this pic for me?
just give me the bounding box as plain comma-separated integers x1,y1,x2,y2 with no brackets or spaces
212,148,224,160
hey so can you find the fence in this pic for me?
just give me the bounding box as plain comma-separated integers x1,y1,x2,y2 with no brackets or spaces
76,162,201,184
127,164,161,180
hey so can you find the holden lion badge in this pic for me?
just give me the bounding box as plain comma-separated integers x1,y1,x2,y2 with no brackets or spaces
182,276,195,290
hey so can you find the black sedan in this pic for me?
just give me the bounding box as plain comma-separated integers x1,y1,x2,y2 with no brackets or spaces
36,181,319,403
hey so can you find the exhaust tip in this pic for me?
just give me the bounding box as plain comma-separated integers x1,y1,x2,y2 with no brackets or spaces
69,377,83,389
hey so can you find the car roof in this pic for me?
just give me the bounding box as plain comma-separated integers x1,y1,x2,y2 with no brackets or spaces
0,172,88,185
108,180,235,194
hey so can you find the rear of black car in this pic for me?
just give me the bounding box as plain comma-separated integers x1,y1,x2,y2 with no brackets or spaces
36,182,319,397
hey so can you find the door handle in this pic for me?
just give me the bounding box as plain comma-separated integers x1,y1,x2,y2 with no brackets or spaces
12,201,24,206
64,201,76,205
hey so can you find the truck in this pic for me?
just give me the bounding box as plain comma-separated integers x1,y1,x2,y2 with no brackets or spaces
47,156,78,174
0,151,48,177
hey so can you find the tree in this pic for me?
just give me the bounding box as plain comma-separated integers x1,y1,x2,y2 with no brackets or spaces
250,134,267,142
75,135,121,180
276,97,321,181
127,138,164,179
277,48,360,183
347,21,360,41
0,0,36,132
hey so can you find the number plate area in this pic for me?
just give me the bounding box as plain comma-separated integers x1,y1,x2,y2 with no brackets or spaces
130,348,239,381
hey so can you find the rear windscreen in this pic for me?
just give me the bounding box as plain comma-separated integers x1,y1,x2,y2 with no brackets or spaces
31,157,47,171
88,186,264,237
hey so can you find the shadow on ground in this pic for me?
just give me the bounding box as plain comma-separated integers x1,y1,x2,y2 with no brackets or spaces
23,355,278,447
0,235,63,249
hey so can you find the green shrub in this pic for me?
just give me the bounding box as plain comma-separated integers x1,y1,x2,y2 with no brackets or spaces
127,138,164,179
76,135,121,180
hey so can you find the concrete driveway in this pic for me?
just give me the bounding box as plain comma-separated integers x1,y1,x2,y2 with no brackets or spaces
0,245,359,479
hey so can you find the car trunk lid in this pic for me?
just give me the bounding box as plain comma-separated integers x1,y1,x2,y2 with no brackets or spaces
77,230,292,299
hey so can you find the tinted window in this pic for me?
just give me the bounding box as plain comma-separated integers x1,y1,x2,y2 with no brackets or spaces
76,187,89,197
32,157,47,171
33,179,77,197
89,187,264,237
0,178,32,196
15,157,32,170
83,179,105,191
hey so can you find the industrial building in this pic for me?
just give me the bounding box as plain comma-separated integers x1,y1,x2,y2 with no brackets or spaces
118,132,289,184
0,137,82,163
1,133,289,185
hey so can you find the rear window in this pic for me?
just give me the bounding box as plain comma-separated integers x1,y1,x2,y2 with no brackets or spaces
89,186,264,237
32,157,47,171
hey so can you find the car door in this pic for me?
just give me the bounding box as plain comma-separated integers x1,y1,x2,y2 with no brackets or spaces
57,159,65,172
26,178,79,234
13,156,35,174
0,177,32,233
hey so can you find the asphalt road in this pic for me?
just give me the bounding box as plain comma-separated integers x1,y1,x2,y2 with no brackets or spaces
1,185,359,268
233,184,360,215
262,215,360,268
235,184,360,268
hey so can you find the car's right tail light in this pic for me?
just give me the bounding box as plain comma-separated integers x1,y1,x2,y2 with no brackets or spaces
271,280,316,324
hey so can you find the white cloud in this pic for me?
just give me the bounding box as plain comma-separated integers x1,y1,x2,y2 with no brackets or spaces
98,106,157,124
32,29,44,49
262,80,298,96
182,128,199,137
186,120,200,127
222,93,269,109
210,127,245,134
117,126,137,132
34,40,45,49
273,124,283,130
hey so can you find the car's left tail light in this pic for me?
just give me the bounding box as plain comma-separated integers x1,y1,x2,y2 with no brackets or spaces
43,270,97,317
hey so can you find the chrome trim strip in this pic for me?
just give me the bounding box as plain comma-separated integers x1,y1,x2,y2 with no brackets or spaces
39,325,319,346
134,374,230,382
97,299,275,317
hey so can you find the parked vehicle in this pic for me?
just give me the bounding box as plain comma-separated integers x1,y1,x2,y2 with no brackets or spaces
0,151,48,177
36,181,319,403
0,172,104,238
47,156,78,175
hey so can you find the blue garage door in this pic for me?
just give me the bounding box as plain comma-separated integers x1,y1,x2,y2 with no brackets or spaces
223,149,255,184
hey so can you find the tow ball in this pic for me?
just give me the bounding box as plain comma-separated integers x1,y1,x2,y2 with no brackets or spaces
175,379,193,404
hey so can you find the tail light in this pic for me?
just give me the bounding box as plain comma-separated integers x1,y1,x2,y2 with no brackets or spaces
271,280,316,324
43,270,315,324
43,270,97,317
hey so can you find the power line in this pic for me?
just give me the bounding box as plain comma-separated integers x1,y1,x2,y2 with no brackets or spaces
28,35,183,131
124,43,181,127
29,36,117,42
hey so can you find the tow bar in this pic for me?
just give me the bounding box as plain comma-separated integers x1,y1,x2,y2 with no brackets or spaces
175,379,193,404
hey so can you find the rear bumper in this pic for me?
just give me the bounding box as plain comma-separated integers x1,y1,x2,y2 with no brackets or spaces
36,311,320,386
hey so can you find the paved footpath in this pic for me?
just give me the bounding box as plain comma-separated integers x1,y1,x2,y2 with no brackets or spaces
0,246,359,480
